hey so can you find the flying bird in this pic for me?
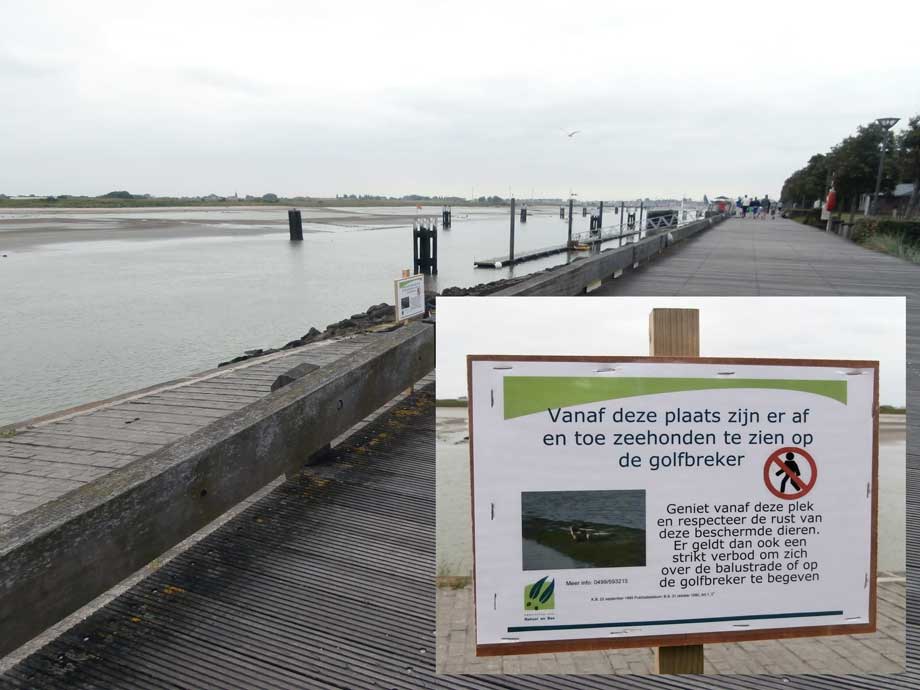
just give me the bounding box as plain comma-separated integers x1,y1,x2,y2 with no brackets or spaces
566,130,581,138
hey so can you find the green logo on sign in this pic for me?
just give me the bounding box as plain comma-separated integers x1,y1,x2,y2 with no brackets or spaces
524,576,555,610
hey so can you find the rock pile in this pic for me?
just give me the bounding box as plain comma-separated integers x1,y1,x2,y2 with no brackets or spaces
217,302,396,367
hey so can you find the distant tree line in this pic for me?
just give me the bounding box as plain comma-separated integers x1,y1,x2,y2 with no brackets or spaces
781,115,920,216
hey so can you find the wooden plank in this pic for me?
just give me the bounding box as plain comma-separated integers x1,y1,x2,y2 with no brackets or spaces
141,396,250,412
656,644,705,674
154,390,261,402
88,409,225,426
179,382,269,393
58,415,203,435
7,432,161,456
40,422,184,446
650,307,703,674
649,308,699,357
118,402,228,418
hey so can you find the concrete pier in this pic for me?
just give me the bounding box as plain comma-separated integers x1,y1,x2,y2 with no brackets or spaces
1,214,917,689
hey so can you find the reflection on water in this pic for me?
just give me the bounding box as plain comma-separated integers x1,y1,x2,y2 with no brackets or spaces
522,539,588,569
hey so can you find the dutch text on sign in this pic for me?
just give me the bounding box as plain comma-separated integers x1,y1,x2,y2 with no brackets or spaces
467,357,878,656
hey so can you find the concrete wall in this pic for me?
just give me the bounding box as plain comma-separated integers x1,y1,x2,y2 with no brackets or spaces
494,215,726,296
0,322,434,657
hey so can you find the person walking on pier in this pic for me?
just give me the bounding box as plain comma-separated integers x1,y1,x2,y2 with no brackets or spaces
760,195,771,220
742,195,750,218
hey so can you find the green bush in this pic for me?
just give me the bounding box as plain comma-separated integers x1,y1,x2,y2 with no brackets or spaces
786,209,824,229
860,232,920,264
851,218,920,244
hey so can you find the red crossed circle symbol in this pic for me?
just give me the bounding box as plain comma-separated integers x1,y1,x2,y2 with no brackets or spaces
763,446,817,500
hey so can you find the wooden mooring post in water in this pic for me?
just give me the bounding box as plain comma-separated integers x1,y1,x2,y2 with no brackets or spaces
567,198,573,244
598,200,604,229
519,203,527,223
412,219,438,275
442,206,452,228
288,209,303,241
509,198,516,264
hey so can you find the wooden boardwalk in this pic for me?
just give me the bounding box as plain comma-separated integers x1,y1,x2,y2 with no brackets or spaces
0,336,379,525
1,385,912,688
591,216,919,459
473,231,641,268
592,216,920,296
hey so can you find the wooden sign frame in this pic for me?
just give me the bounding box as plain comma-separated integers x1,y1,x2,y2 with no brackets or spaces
466,354,879,657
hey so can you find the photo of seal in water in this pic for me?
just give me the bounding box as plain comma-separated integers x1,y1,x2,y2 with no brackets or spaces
521,490,646,570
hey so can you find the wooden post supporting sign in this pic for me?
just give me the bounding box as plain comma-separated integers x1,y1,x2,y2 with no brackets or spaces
649,307,704,675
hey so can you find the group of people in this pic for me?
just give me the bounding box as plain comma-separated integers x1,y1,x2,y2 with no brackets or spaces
735,195,779,219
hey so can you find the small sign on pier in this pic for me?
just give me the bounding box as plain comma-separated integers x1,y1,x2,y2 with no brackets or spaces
394,272,425,322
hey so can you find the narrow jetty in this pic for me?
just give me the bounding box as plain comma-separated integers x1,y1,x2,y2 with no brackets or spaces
473,230,641,268
0,336,377,525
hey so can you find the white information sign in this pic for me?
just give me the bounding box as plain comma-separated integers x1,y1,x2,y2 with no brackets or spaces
468,356,878,655
394,274,425,321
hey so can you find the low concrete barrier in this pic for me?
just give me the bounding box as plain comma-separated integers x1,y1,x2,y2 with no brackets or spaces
494,215,727,296
0,321,434,657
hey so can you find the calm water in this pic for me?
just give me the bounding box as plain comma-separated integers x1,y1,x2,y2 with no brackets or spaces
522,539,587,569
0,204,663,425
522,490,646,531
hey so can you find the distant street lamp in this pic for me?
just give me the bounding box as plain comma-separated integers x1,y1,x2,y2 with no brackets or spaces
871,117,900,215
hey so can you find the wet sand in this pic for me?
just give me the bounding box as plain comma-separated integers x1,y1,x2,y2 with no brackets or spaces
0,206,431,251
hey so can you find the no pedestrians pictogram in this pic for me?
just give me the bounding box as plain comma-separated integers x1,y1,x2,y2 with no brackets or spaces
763,446,817,500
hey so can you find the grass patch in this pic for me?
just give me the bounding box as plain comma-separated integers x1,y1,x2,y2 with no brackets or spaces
435,399,468,407
861,232,920,264
880,405,906,414
0,427,16,438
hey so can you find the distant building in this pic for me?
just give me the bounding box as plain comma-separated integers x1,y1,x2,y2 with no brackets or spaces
861,183,916,216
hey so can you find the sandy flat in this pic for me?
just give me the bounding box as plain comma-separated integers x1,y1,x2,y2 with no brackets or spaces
0,206,430,251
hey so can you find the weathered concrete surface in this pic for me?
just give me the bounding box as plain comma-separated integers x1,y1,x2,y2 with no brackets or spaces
0,337,376,526
494,215,726,296
0,321,434,658
270,361,320,391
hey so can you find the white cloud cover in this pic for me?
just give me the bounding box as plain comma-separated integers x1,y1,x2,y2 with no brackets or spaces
2,0,919,198
435,296,906,405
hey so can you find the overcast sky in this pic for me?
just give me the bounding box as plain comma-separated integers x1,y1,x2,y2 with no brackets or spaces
436,297,906,405
3,1,919,200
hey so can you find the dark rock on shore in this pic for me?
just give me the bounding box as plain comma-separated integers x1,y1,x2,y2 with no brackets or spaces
217,302,398,367
217,263,561,368
437,275,528,296
270,361,320,392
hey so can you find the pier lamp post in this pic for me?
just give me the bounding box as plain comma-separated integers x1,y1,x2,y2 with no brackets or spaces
870,117,900,216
